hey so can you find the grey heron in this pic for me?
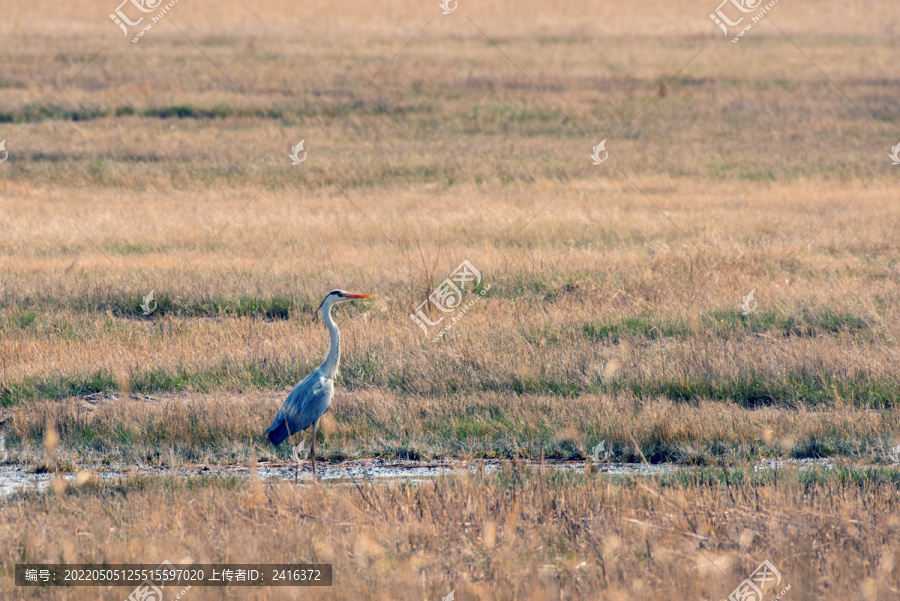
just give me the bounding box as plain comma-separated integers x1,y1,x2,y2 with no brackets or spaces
265,289,371,480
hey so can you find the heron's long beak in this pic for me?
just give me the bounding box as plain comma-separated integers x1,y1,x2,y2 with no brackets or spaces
316,293,371,318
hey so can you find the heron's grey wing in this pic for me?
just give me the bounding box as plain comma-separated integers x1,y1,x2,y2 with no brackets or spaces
285,372,333,430
265,370,333,446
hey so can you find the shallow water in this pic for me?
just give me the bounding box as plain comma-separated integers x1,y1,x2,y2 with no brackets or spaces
0,457,836,497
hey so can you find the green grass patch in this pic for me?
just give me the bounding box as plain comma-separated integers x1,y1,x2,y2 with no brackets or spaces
114,292,301,319
2,357,897,410
701,307,869,338
0,292,312,320
583,314,689,342
790,436,855,459
6,309,38,330
798,466,900,487
609,373,895,409
0,104,291,123
142,104,235,119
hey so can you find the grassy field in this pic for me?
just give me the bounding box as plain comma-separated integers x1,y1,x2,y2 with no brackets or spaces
4,466,900,600
1,0,899,598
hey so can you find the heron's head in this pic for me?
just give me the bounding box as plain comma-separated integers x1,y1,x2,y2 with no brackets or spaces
316,290,372,318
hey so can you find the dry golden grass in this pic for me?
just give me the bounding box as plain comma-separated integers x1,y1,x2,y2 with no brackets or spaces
3,466,900,599
4,178,900,463
1,0,900,597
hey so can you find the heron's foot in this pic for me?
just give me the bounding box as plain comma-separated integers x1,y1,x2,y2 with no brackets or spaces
290,440,309,463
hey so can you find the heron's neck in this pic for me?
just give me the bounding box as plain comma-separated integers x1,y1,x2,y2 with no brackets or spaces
319,304,340,379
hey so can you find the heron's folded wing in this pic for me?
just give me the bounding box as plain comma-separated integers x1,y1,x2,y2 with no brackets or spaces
266,372,333,445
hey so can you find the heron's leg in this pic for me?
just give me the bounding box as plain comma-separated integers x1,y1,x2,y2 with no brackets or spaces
283,413,299,484
310,421,318,481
